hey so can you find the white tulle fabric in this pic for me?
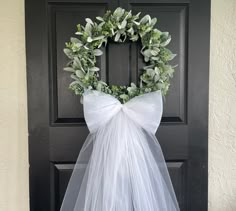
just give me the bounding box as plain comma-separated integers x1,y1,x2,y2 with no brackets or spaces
60,90,180,211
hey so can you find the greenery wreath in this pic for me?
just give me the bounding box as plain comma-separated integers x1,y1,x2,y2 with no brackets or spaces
63,7,177,103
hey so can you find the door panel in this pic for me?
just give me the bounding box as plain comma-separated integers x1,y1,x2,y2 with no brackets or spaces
26,0,210,210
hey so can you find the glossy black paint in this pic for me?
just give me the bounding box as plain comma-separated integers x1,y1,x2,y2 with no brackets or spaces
25,0,210,210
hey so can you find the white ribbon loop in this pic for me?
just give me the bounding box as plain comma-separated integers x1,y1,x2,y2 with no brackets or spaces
83,90,163,134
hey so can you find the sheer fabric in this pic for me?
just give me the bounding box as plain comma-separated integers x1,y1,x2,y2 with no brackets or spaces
60,90,180,211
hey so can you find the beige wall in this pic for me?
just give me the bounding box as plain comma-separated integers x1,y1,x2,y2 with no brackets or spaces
0,0,29,211
0,0,236,210
208,0,236,210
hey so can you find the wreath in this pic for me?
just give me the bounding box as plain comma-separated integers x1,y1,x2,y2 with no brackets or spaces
63,7,177,103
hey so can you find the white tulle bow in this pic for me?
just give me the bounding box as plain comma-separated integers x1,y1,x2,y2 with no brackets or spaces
83,90,163,134
60,90,180,211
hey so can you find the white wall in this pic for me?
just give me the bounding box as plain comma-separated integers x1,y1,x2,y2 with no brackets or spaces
0,0,235,210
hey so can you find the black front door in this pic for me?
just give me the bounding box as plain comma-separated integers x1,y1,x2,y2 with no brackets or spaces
25,0,210,210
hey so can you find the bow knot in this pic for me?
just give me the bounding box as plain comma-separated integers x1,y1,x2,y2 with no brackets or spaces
83,90,163,134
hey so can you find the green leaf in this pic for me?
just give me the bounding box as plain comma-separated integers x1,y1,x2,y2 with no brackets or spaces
120,94,129,99
115,32,121,42
151,18,157,26
151,56,159,61
75,70,85,78
169,53,177,60
96,16,104,21
131,82,136,88
87,57,95,65
154,74,160,82
127,27,134,35
113,7,125,18
69,81,82,87
130,34,139,41
74,42,83,48
93,35,105,41
93,49,103,56
146,68,155,77
142,49,152,57
143,64,154,70
70,37,80,43
132,20,140,25
89,66,100,72
87,37,93,42
150,50,158,56
74,57,83,69
154,67,160,74
75,32,83,35
96,83,102,91
84,23,92,35
144,56,150,62
63,48,71,56
160,36,171,47
120,19,127,29
100,80,107,85
63,67,75,72
70,79,86,88
85,18,94,25
140,15,151,24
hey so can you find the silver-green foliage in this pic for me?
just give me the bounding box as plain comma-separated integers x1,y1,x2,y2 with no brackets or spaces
63,7,177,103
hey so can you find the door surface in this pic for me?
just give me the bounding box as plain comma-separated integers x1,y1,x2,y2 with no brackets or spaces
25,0,210,210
